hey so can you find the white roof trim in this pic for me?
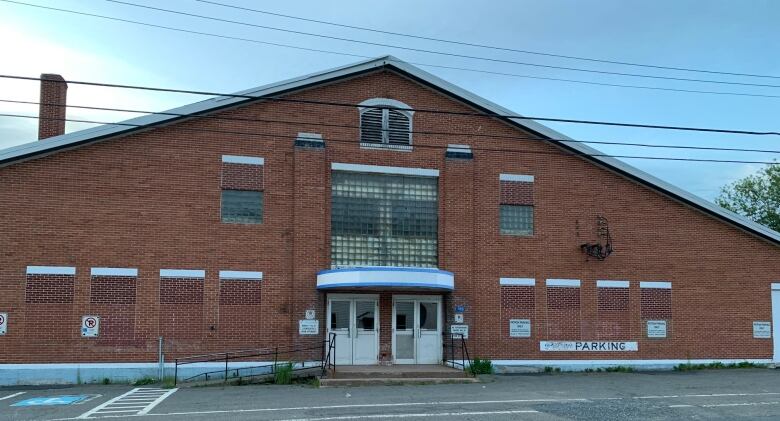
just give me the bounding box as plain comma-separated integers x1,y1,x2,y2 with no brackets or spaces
0,55,777,246
332,162,438,177
597,280,630,288
500,174,535,182
222,155,264,165
500,278,535,286
219,270,263,280
26,266,76,275
91,267,138,277
640,281,672,289
546,279,581,288
160,269,205,279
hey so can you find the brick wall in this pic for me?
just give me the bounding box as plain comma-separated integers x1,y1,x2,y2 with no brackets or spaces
0,69,778,363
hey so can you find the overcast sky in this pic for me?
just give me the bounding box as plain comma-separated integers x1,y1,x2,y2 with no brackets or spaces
0,0,778,200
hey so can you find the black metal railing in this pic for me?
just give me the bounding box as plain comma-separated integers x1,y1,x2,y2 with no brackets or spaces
173,333,337,386
442,332,472,374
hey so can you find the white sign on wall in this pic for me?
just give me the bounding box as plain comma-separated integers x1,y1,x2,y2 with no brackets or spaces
509,319,531,338
81,316,100,337
540,341,638,352
753,321,771,338
0,312,7,335
299,319,319,335
450,324,469,339
454,314,464,323
305,309,316,320
647,320,667,338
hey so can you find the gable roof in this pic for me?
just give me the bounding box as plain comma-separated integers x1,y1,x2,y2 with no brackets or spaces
1,55,778,246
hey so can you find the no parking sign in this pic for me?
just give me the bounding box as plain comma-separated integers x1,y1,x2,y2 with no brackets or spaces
81,315,100,337
0,312,7,335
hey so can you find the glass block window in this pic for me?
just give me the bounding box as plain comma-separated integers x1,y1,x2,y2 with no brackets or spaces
331,171,438,268
221,190,263,224
500,205,533,236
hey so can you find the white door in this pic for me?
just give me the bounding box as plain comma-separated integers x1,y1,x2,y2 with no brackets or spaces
772,285,780,362
393,297,442,364
328,297,378,365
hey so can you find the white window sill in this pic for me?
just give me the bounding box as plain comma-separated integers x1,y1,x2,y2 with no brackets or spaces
360,142,413,152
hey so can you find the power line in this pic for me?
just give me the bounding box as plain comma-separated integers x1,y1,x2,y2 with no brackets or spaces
101,0,780,90
3,1,779,100
2,74,779,137
4,98,780,155
194,0,780,80
1,112,778,165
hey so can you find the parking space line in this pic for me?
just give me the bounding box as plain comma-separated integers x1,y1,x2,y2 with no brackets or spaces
0,392,26,401
77,388,177,419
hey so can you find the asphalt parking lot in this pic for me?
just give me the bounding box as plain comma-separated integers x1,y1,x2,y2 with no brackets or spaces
1,368,778,420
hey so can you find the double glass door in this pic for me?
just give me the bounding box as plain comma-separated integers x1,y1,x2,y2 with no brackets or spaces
393,298,441,364
328,297,378,365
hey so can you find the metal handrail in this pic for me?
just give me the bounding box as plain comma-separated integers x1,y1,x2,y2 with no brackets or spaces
442,332,471,373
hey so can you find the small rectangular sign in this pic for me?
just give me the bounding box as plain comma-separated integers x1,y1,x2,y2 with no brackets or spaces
0,312,7,335
509,319,531,338
81,316,100,337
540,341,638,352
299,319,319,335
455,305,465,313
647,320,667,338
753,321,771,338
305,309,316,320
450,324,469,339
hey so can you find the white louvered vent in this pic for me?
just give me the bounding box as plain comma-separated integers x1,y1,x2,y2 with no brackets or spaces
360,108,384,144
387,110,411,145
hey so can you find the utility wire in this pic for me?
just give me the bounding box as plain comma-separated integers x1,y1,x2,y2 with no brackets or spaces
2,74,779,137
2,112,778,165
194,0,780,80
3,1,779,100
4,98,780,155
101,0,780,90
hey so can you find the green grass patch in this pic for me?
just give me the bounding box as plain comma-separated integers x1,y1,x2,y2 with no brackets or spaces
468,358,494,375
274,362,294,385
133,376,158,386
674,361,767,371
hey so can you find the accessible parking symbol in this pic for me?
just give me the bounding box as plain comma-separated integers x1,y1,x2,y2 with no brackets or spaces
12,395,89,406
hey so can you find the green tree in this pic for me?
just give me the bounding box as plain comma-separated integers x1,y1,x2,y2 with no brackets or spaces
716,164,780,232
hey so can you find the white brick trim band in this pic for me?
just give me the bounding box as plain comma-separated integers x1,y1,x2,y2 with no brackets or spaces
546,279,581,288
91,268,138,277
500,278,535,286
160,269,205,279
500,174,534,182
296,132,323,142
597,280,630,288
332,163,438,177
26,266,76,275
219,271,263,280
446,144,472,153
222,155,264,165
640,281,672,289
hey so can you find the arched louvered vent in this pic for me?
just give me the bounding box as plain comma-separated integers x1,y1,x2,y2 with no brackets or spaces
387,110,411,145
360,108,384,144
358,99,413,147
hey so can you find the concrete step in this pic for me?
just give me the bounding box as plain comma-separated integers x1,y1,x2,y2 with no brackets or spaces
327,369,470,379
319,377,478,387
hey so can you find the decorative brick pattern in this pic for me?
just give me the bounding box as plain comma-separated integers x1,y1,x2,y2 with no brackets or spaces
501,286,534,338
219,280,261,305
25,275,74,304
597,287,630,339
500,181,533,205
221,162,264,191
90,276,136,304
546,287,581,339
641,288,672,320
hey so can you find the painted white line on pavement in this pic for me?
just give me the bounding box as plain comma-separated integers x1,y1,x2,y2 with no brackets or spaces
669,404,695,408
0,391,25,401
271,410,541,420
700,401,780,408
636,392,780,399
77,388,177,419
137,388,178,415
78,389,139,419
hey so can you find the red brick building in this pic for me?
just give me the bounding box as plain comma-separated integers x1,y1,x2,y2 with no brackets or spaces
1,56,779,382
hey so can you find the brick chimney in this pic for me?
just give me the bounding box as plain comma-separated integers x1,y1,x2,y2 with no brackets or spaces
38,73,67,140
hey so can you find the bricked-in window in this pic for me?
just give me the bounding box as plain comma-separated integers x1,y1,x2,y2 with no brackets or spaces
499,175,534,236
500,279,535,338
546,281,581,339
331,171,437,268
221,190,263,224
26,275,74,304
640,284,672,319
221,155,264,224
597,283,630,340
